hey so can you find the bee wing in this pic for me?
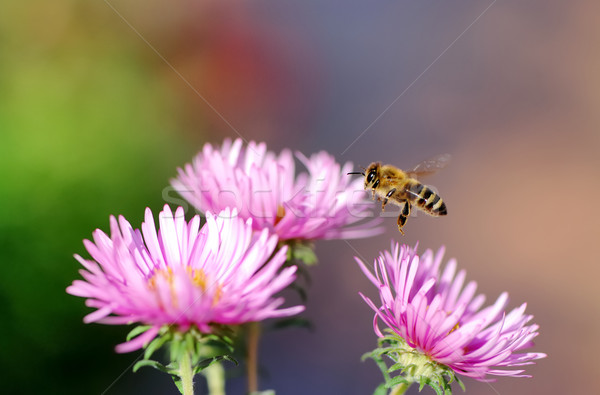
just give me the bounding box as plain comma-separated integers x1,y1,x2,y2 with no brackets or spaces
406,154,451,178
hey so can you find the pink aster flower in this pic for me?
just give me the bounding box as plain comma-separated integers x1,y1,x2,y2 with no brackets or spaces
171,138,381,241
357,243,546,382
67,205,304,353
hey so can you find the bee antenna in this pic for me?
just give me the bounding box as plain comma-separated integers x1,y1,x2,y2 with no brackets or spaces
347,171,365,176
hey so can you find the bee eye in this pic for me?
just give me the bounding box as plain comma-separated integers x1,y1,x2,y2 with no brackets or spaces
367,171,375,183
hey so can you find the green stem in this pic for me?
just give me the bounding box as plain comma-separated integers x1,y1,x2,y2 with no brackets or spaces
203,362,226,395
179,348,195,395
247,322,261,393
390,383,411,395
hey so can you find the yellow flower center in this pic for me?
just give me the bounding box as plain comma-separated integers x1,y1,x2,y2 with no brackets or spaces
424,305,461,335
147,266,222,308
448,322,460,334
187,266,207,290
274,205,286,225
147,267,174,290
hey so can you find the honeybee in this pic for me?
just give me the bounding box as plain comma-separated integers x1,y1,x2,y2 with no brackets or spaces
349,155,450,235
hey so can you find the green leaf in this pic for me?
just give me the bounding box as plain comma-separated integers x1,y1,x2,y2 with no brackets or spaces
221,354,239,366
373,383,388,395
133,359,168,373
192,354,238,374
171,375,184,394
193,356,218,374
203,330,236,351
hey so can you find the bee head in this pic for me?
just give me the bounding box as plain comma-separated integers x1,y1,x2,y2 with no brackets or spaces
364,162,380,189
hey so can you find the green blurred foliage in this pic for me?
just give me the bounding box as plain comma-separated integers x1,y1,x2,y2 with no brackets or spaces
0,1,198,393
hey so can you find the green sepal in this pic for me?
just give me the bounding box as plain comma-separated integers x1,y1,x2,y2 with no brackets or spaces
185,331,196,354
361,350,376,362
129,324,238,377
387,362,409,373
282,240,318,267
169,332,184,363
363,329,463,395
419,375,434,393
430,381,444,395
144,333,170,361
126,324,153,341
203,325,237,349
455,375,465,391
385,375,409,389
289,243,317,266
419,375,427,391
362,349,391,383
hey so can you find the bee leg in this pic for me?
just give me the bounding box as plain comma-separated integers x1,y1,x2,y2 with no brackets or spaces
382,188,396,212
371,189,376,200
397,201,410,235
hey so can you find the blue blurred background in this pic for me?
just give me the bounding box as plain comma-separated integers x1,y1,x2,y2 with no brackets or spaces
1,0,598,394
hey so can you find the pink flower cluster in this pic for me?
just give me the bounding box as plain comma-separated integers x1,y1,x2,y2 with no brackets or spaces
357,243,546,381
171,138,381,240
67,206,304,352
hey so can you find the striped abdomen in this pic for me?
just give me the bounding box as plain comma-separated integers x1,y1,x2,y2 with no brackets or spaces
405,181,447,216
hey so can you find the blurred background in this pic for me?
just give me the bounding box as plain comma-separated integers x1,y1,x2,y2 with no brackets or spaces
1,0,598,393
